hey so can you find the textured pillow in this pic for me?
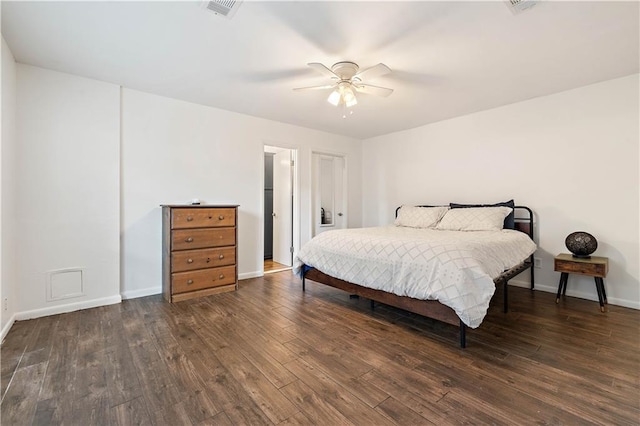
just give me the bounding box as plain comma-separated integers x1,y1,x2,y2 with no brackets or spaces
450,199,515,229
394,206,449,228
436,206,513,231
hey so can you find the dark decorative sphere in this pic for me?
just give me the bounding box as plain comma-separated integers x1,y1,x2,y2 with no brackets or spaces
565,231,598,258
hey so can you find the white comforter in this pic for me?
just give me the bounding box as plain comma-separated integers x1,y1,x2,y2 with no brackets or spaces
294,226,537,328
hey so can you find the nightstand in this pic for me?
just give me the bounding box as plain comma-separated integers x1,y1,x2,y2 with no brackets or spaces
554,253,609,312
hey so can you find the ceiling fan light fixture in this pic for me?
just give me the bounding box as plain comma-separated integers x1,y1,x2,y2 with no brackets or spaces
343,87,357,107
327,90,341,106
327,83,357,108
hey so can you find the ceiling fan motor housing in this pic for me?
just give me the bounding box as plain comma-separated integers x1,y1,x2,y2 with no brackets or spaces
331,61,359,80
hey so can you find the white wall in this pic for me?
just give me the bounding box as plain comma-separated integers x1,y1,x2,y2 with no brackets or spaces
15,65,121,317
362,74,640,309
1,36,18,337
121,89,362,298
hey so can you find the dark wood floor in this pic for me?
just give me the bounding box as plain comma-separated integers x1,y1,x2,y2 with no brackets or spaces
2,271,639,425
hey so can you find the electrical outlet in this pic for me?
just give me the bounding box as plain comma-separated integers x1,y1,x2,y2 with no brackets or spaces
534,258,542,269
3,298,7,311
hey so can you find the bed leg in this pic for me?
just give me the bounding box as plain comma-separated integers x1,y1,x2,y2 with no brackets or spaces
503,279,509,314
459,321,466,348
302,276,305,292
530,255,535,290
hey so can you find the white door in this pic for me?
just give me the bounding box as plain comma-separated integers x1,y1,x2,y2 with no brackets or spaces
272,149,293,266
313,153,346,236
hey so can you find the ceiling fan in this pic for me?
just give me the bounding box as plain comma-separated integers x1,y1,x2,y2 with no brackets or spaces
294,61,393,109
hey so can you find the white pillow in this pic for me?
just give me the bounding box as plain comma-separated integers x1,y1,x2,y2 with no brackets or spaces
436,206,512,231
394,206,449,228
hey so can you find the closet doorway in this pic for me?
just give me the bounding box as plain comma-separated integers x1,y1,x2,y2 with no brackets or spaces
264,145,296,274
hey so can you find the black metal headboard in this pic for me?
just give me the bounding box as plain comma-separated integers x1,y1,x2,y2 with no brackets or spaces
394,205,440,217
513,206,534,240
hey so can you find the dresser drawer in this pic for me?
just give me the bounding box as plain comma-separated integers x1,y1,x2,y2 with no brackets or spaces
172,265,236,294
172,208,236,229
172,247,236,273
172,227,235,251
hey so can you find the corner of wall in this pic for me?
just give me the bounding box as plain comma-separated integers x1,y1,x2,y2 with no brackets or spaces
1,36,19,337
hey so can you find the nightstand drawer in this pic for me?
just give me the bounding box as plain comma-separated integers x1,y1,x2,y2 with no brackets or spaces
171,208,236,229
554,258,607,277
171,247,236,273
172,266,236,294
171,227,235,251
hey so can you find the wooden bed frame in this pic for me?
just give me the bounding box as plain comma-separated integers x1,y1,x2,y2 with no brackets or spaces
301,206,535,348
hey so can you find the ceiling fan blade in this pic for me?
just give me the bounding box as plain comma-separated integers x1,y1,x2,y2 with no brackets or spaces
308,63,339,79
293,83,338,91
353,83,394,97
353,63,391,81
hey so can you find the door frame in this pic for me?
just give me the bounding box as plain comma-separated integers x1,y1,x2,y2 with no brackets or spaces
262,143,299,274
311,150,348,237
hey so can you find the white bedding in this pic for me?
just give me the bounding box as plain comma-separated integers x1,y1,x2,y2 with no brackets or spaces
294,226,537,328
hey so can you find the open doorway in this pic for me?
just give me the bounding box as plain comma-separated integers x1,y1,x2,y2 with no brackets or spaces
264,145,296,274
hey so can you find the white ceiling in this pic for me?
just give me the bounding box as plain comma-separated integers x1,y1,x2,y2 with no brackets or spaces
2,1,638,139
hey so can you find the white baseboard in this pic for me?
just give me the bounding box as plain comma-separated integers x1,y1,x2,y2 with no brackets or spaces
239,271,263,280
1,314,16,344
598,296,639,310
15,295,122,321
121,286,161,300
509,279,639,310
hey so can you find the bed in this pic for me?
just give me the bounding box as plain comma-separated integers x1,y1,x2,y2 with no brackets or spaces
294,204,536,347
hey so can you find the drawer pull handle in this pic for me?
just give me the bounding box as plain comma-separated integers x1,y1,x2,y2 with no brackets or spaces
186,216,193,222
219,254,224,260
187,279,194,285
218,215,224,220
187,259,193,264
219,274,225,280
186,237,194,243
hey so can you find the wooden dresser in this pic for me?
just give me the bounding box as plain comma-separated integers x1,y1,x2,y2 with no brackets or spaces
162,205,239,302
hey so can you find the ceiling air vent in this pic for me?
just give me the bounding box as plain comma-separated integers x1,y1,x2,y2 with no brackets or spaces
202,0,243,19
506,0,537,15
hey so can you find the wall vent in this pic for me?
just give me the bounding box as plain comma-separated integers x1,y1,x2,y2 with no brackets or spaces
506,0,538,14
47,268,85,301
202,0,243,19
